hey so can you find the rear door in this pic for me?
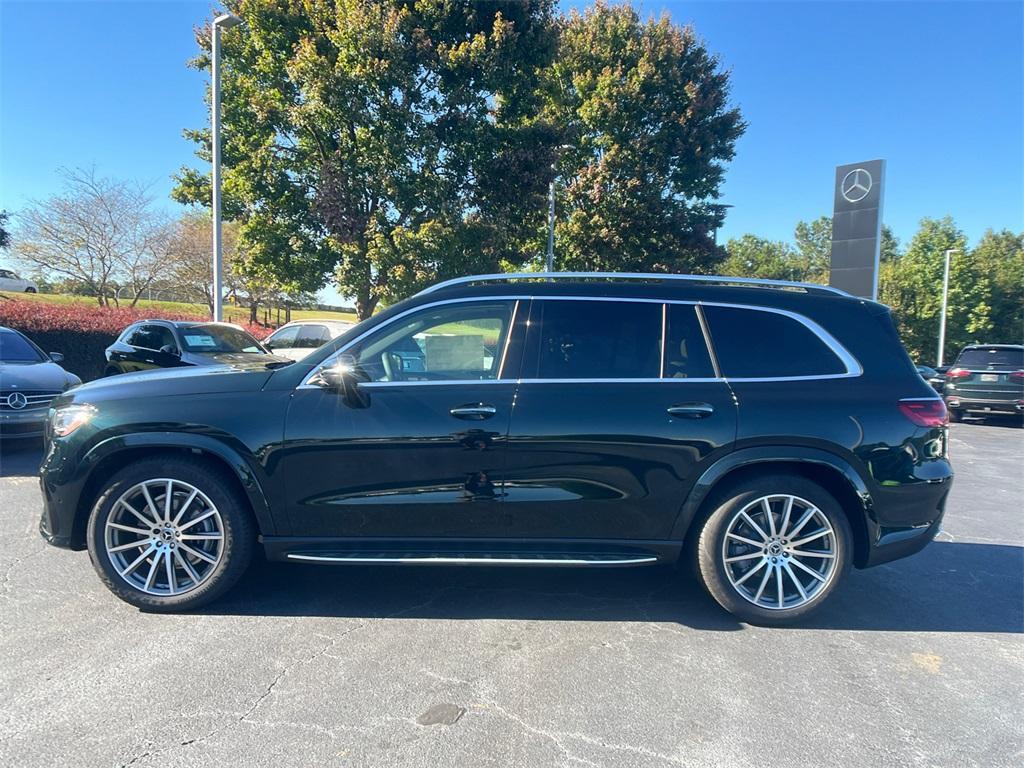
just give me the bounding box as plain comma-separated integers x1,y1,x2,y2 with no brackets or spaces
501,298,737,540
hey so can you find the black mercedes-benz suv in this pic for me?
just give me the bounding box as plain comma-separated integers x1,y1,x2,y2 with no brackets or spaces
39,273,952,624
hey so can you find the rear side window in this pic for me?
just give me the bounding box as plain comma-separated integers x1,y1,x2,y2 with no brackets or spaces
955,347,1023,370
663,305,715,378
530,300,661,379
703,305,847,379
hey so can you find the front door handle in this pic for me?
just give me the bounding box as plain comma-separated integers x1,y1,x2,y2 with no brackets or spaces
450,404,497,420
667,402,714,419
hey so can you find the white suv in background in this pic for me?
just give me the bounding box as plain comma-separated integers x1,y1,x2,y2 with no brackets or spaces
263,318,355,361
0,269,38,293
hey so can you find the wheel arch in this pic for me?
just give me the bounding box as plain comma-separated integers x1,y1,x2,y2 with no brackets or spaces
674,447,875,568
69,434,276,549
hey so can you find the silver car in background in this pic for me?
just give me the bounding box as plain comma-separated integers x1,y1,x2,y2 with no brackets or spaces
263,318,355,361
0,326,81,439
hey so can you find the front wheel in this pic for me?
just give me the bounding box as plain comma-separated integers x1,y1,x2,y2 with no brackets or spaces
86,457,254,611
24,287,37,293
695,475,852,625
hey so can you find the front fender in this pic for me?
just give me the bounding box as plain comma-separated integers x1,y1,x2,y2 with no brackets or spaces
73,432,277,537
669,445,873,541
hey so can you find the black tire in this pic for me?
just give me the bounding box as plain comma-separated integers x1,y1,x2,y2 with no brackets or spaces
86,457,255,612
694,474,853,626
24,287,37,293
948,408,963,423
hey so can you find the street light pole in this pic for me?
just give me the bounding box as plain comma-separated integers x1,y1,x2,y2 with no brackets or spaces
936,248,956,367
545,177,556,272
211,13,243,322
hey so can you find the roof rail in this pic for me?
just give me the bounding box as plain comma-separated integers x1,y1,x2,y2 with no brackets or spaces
418,272,850,297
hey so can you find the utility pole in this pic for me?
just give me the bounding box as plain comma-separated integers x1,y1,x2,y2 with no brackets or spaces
545,178,556,272
211,13,243,322
936,248,956,367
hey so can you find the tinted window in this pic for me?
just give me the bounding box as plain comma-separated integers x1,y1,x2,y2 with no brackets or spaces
295,324,331,348
0,330,45,363
127,324,176,351
955,347,1023,370
354,301,513,382
703,305,847,378
179,325,264,354
266,325,300,350
663,305,715,378
531,300,661,379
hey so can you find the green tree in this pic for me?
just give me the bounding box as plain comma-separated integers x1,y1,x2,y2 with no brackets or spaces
970,229,1024,345
878,216,991,363
174,0,558,319
720,235,801,281
541,2,744,273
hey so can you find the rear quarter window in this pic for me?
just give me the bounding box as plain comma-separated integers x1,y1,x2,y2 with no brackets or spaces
703,305,848,379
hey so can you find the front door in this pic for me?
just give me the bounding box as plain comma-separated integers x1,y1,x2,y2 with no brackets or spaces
501,299,737,540
279,299,525,538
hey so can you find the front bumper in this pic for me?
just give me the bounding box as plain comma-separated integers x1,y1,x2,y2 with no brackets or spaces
0,408,47,439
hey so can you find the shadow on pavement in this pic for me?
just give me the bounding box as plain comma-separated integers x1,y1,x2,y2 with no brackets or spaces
203,541,1023,634
0,439,44,478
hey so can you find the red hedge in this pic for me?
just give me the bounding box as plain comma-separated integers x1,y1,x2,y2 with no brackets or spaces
0,299,272,382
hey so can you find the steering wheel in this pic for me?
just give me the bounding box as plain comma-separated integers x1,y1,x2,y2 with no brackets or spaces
381,351,398,382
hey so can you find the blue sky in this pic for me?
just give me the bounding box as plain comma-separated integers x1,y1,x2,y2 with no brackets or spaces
2,1,1022,303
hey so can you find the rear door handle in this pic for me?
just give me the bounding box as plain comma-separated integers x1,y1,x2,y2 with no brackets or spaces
667,402,714,419
450,404,497,420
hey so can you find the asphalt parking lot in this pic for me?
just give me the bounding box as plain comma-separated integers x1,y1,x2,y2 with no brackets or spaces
1,422,1021,768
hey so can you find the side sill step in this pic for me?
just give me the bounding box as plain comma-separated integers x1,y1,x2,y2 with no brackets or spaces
284,552,659,567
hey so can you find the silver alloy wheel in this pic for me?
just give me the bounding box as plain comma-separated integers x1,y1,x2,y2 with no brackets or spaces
721,494,838,611
104,479,224,596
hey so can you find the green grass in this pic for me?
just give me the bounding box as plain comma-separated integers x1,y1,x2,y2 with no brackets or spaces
0,291,359,325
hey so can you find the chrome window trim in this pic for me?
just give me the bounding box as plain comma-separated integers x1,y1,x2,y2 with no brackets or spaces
658,303,667,379
298,294,862,389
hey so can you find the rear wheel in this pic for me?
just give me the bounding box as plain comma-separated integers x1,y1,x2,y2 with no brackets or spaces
24,287,37,293
695,475,852,625
948,407,963,423
86,457,254,611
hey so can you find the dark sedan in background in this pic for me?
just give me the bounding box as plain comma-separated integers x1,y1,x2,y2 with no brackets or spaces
104,320,291,376
944,344,1024,423
0,326,80,439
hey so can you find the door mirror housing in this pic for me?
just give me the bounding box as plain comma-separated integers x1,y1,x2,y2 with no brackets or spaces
49,352,64,363
159,344,180,357
317,354,370,407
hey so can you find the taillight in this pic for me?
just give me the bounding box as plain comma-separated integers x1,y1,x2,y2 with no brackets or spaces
898,398,948,427
1010,370,1024,381
946,368,970,379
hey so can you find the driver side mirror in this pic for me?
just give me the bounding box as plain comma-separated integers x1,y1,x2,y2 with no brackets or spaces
159,344,180,357
317,354,371,408
49,352,64,363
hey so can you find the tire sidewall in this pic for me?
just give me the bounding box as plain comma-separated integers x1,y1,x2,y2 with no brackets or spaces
697,474,853,626
86,457,253,612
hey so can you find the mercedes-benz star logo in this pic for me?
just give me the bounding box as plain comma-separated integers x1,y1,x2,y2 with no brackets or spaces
840,168,873,203
6,392,28,410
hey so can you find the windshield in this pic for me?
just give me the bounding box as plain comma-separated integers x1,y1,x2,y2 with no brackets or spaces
179,325,266,354
956,347,1023,370
0,329,47,363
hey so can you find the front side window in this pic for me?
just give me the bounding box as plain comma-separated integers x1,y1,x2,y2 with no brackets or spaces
528,300,662,380
266,325,300,350
295,324,331,348
702,305,848,379
352,301,514,382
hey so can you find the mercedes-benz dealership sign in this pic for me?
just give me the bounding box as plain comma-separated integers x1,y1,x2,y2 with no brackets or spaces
830,159,885,299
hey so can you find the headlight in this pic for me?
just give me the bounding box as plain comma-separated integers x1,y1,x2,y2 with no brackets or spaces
50,404,96,437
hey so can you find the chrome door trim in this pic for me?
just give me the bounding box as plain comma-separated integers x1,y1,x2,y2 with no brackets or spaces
286,553,659,565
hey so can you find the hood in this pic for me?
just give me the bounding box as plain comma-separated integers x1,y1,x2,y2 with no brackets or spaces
0,361,80,391
67,363,279,403
196,351,293,368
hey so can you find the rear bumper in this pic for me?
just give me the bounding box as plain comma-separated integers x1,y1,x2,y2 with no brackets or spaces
945,395,1023,414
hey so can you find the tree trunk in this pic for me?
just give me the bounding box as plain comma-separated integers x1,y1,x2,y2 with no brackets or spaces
355,291,378,321
249,302,258,325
